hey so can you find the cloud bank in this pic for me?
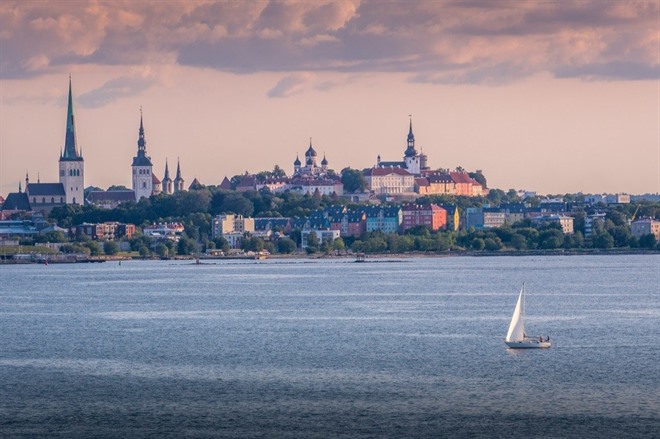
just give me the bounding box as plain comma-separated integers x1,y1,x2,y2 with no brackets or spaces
1,0,657,85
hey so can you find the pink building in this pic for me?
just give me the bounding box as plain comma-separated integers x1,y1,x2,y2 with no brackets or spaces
401,204,447,232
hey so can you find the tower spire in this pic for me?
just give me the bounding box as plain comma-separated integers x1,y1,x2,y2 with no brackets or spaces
405,115,416,157
163,158,170,179
61,76,81,160
137,107,146,151
175,158,182,179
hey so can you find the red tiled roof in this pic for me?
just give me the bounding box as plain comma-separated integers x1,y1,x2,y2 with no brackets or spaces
401,203,446,212
152,173,161,184
449,172,474,184
415,178,429,187
428,173,453,184
219,177,232,190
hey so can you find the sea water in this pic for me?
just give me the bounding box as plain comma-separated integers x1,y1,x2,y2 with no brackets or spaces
1,255,658,438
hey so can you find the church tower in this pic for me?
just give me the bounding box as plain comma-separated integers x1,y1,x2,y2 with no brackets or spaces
59,77,84,205
173,159,184,193
403,118,421,175
131,109,153,201
162,159,173,195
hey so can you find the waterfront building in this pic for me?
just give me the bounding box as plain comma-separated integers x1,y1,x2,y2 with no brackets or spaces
212,214,255,240
584,212,607,238
362,206,402,234
630,218,660,239
254,218,292,234
301,229,340,249
441,204,460,231
143,222,184,241
70,222,136,240
530,214,574,234
401,204,447,232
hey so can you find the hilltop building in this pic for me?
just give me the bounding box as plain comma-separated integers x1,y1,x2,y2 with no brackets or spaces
376,119,428,176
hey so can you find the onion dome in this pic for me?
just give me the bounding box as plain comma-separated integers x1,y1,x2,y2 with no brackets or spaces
294,155,301,166
321,155,328,166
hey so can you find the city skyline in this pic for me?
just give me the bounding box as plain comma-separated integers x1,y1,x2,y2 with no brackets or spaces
1,1,658,195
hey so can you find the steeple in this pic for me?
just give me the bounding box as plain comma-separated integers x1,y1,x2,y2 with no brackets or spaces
18,181,22,193
25,172,29,188
137,107,146,151
61,76,82,161
173,158,184,193
175,159,182,180
404,116,417,158
163,159,170,180
132,109,153,167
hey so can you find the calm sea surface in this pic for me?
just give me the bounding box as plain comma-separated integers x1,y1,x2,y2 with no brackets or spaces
1,255,658,438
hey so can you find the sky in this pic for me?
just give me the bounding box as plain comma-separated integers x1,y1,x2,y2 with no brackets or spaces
0,0,658,196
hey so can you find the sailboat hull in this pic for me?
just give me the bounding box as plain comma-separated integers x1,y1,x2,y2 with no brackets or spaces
505,340,551,349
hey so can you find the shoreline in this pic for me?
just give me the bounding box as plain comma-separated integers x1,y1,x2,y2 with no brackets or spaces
1,248,658,265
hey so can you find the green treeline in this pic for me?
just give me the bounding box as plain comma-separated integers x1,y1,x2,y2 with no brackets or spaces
12,186,660,257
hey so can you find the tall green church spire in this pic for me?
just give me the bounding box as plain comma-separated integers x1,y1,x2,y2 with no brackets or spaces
61,76,82,161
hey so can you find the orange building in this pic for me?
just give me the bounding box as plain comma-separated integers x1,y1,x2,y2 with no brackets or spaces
401,204,447,232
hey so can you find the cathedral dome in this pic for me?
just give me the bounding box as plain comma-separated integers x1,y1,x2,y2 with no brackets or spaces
306,143,317,157
294,155,301,166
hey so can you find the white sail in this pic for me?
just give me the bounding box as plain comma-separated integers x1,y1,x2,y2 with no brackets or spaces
505,285,526,342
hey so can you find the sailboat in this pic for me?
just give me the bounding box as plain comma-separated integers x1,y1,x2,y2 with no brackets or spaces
504,283,551,349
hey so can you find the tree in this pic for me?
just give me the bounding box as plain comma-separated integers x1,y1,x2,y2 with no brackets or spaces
219,192,254,216
306,232,319,251
471,238,485,251
103,240,119,255
332,237,345,252
177,236,197,255
213,237,230,253
639,233,656,249
484,237,503,251
155,243,169,258
510,233,527,250
277,237,297,254
85,241,101,256
107,185,129,191
139,245,151,258
593,232,614,249
341,168,367,193
468,171,487,189
243,236,265,252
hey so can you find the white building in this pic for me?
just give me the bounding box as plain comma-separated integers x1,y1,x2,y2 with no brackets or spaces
212,214,255,239
363,167,415,195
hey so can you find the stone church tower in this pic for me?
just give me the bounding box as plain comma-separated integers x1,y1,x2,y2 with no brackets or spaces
131,110,154,201
58,77,84,205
